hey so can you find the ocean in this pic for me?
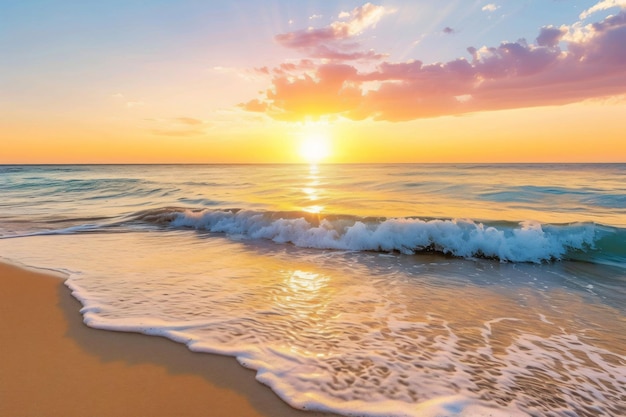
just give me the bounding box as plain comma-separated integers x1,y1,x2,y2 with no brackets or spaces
0,163,624,416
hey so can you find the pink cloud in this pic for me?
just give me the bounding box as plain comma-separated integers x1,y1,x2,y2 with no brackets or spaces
274,3,394,61
240,99,268,113
275,27,338,49
536,26,566,47
309,45,386,61
242,7,626,122
267,64,362,121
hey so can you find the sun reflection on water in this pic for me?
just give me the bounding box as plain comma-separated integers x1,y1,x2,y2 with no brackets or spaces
287,270,330,297
301,164,325,214
274,269,332,321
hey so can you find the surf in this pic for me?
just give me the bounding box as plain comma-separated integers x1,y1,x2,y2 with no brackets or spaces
124,207,624,266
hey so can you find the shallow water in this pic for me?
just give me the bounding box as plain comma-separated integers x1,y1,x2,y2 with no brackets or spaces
1,164,624,416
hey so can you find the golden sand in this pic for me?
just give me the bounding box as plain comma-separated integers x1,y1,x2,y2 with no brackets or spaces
0,261,334,417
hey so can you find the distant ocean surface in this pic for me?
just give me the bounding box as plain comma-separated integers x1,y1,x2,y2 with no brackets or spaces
1,164,624,416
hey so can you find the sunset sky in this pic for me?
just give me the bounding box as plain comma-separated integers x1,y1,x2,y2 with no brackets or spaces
2,0,626,163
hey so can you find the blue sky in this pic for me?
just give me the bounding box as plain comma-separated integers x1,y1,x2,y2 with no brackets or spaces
2,1,609,78
2,1,625,163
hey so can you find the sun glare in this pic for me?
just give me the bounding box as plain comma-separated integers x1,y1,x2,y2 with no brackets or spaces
299,133,331,163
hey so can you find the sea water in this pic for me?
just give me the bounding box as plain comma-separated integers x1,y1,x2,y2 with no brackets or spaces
0,164,624,416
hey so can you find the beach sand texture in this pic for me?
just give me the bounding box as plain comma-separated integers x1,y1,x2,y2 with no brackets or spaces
0,261,335,417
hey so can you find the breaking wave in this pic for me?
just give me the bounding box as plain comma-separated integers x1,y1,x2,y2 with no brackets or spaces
129,207,624,265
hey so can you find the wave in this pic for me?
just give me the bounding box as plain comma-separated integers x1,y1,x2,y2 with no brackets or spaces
127,208,624,265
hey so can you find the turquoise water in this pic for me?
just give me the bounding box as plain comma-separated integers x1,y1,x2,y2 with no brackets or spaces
0,164,624,416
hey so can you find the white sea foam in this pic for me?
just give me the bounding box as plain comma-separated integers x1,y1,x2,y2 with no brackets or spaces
167,209,598,263
1,229,624,417
2,163,625,417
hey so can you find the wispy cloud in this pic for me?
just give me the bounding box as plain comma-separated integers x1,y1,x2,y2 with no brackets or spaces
112,92,145,109
482,4,500,13
242,2,626,122
176,117,204,126
126,101,145,109
580,0,626,19
338,11,351,19
275,3,395,61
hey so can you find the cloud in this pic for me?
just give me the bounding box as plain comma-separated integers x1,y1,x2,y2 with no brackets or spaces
242,5,626,122
309,14,323,20
443,27,456,35
125,101,145,108
309,46,387,61
176,117,204,126
111,92,145,109
482,4,500,12
255,59,316,76
580,0,626,19
275,2,395,61
536,25,567,47
240,98,268,113
242,64,362,121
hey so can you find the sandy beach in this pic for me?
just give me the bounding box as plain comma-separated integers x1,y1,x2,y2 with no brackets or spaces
0,261,335,417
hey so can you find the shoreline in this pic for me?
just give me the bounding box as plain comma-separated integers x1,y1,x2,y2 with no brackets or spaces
0,260,335,417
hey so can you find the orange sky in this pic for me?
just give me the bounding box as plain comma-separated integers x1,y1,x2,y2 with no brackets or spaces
2,1,625,164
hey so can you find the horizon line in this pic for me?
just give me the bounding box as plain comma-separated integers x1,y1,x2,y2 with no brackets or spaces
1,161,625,166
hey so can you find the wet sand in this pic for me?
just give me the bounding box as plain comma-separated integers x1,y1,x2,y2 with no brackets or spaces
0,261,335,417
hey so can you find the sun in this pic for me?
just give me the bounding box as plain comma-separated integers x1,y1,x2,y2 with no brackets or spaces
299,133,331,163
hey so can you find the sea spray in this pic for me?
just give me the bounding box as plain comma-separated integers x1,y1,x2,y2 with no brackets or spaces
161,208,601,263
